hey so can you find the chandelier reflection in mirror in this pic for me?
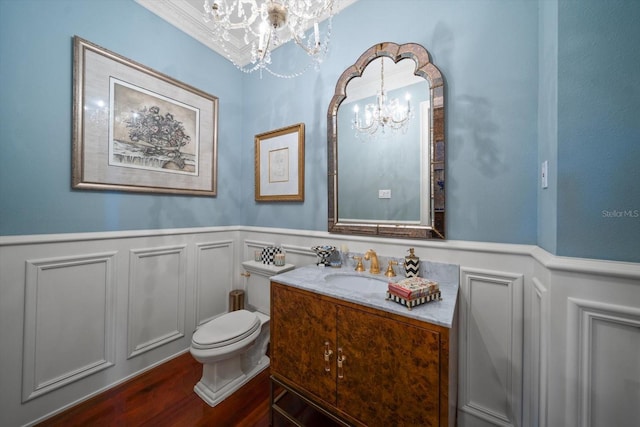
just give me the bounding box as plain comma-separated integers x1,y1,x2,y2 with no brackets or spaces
352,59,413,137
203,0,337,78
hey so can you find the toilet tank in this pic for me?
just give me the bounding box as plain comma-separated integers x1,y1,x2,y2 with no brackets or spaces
241,261,294,314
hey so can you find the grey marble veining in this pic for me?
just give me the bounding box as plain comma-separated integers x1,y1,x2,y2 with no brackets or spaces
270,261,459,328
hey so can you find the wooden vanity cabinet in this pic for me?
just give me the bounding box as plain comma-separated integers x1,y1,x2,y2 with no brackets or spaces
271,281,454,427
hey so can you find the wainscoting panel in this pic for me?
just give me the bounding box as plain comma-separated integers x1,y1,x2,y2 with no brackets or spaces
530,277,548,427
195,240,234,325
567,298,640,427
22,252,117,402
459,268,524,427
127,245,187,358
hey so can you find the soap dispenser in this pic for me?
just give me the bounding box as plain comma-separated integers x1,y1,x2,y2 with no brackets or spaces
404,248,420,278
328,248,342,268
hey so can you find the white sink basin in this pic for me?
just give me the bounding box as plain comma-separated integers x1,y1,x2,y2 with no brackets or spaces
323,273,388,293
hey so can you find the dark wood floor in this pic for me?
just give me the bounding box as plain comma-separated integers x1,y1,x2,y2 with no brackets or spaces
37,352,272,427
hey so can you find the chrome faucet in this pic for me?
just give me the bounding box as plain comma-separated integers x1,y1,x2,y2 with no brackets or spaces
364,249,380,274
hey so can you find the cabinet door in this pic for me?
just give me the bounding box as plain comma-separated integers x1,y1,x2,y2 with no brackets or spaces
271,283,338,406
337,306,442,426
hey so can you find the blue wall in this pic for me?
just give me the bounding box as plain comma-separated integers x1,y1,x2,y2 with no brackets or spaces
242,0,539,243
537,0,559,255
556,0,640,262
0,0,243,234
1,0,638,262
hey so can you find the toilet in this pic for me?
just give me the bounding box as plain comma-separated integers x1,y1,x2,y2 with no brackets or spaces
189,260,293,407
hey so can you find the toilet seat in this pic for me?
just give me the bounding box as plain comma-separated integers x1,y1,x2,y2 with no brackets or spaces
192,310,261,350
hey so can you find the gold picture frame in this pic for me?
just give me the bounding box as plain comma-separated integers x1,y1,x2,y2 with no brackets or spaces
72,36,218,196
255,123,305,202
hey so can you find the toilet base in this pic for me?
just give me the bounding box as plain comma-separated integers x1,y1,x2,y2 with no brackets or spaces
193,354,270,407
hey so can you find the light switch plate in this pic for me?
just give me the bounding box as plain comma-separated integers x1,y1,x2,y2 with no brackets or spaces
541,160,548,189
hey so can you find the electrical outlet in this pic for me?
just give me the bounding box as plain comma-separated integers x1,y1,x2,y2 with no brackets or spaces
378,189,391,199
541,160,548,189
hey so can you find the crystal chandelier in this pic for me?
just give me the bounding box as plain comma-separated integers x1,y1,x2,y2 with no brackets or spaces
202,0,337,78
352,59,413,137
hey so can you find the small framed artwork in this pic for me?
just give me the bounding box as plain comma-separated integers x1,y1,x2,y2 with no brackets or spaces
72,36,218,196
255,123,305,202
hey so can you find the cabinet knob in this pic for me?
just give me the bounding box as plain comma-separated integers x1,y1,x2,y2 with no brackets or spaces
324,341,333,372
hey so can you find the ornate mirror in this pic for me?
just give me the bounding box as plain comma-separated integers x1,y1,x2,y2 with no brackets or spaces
327,42,445,239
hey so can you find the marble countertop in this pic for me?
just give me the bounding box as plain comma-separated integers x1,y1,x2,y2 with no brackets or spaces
270,261,459,328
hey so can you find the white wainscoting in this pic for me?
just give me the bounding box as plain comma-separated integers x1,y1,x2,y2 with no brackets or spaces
544,256,640,427
195,240,234,326
458,268,524,427
566,298,640,427
127,245,187,358
0,228,238,427
22,252,117,402
529,277,549,427
1,226,639,427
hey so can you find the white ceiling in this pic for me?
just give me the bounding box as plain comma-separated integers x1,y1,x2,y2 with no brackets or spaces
135,0,359,66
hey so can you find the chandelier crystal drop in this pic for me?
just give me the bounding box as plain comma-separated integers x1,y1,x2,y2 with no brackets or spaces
352,59,413,137
202,0,337,78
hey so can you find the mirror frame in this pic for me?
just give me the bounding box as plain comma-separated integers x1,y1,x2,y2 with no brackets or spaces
327,42,445,239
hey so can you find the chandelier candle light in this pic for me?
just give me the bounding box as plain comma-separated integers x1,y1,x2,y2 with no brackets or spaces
203,0,338,78
352,58,413,137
